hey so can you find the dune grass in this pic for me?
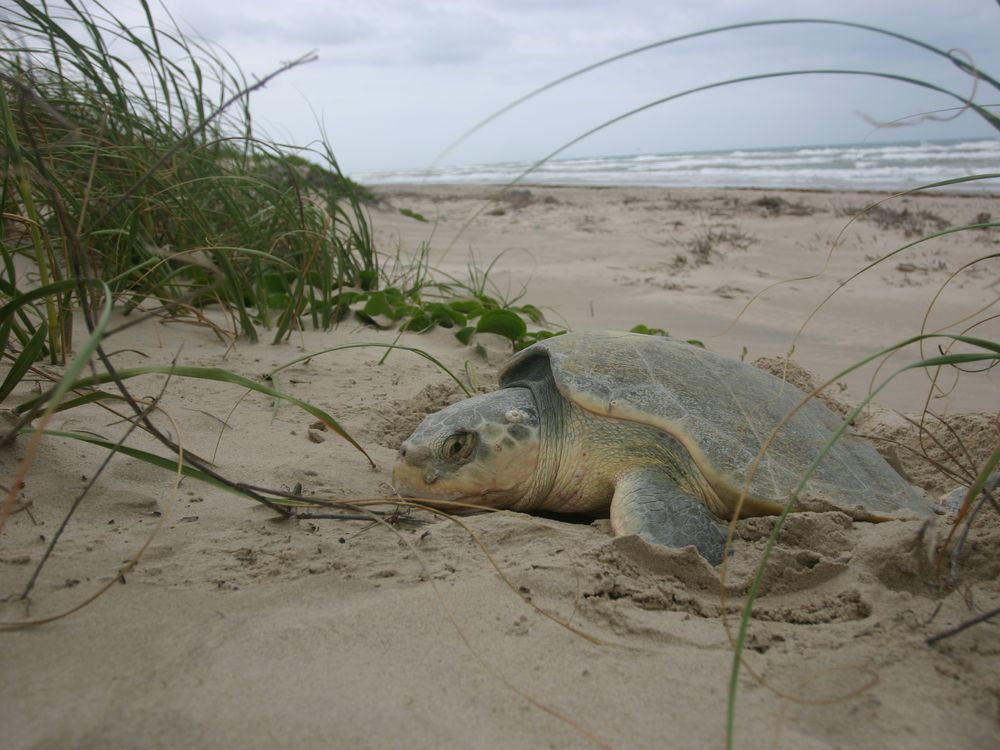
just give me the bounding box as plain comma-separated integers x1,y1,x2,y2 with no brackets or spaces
0,0,552,377
0,0,558,453
1,0,376,347
0,0,375,516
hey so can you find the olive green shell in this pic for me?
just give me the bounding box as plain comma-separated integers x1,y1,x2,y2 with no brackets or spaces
501,331,931,516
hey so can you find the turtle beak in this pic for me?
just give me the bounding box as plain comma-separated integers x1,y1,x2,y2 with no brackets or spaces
392,441,420,492
392,441,453,499
394,440,436,489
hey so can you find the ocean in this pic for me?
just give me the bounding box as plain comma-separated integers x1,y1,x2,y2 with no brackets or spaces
361,138,1000,193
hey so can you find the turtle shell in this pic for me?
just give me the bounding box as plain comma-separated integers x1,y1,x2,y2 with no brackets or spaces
500,331,931,516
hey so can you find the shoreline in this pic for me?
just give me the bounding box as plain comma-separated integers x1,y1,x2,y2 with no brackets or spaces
368,180,1000,198
356,136,1000,197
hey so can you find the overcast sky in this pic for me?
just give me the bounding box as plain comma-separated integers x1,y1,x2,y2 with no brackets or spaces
104,1,1000,175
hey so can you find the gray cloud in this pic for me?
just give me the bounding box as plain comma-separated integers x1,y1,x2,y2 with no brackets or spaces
89,0,1000,172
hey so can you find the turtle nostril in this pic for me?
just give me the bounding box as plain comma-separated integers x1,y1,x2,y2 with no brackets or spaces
399,442,431,466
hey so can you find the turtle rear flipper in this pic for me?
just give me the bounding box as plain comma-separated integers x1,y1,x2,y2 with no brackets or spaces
610,468,728,565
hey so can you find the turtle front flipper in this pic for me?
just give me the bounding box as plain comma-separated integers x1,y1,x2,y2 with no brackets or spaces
610,468,728,565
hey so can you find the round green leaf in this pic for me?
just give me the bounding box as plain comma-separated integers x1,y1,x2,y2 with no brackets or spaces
475,310,527,341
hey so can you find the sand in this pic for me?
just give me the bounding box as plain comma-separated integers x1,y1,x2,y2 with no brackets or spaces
2,185,998,749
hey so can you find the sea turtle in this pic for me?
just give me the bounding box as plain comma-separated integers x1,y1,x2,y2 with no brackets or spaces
392,331,933,564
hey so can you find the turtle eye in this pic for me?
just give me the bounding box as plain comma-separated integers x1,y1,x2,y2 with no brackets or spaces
441,432,477,462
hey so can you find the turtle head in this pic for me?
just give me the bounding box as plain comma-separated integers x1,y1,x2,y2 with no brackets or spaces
392,387,541,509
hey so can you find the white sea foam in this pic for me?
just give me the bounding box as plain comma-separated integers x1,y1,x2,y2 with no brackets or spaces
361,138,1000,192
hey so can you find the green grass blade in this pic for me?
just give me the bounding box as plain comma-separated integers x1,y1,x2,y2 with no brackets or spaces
34,281,114,422
37,391,128,414
14,364,374,466
0,324,47,402
37,429,236,494
0,280,92,326
269,342,473,397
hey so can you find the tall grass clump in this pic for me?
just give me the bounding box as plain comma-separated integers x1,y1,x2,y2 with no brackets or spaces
0,0,378,363
0,1,559,370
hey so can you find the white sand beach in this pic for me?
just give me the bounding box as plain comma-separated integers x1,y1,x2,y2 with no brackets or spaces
2,185,998,749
